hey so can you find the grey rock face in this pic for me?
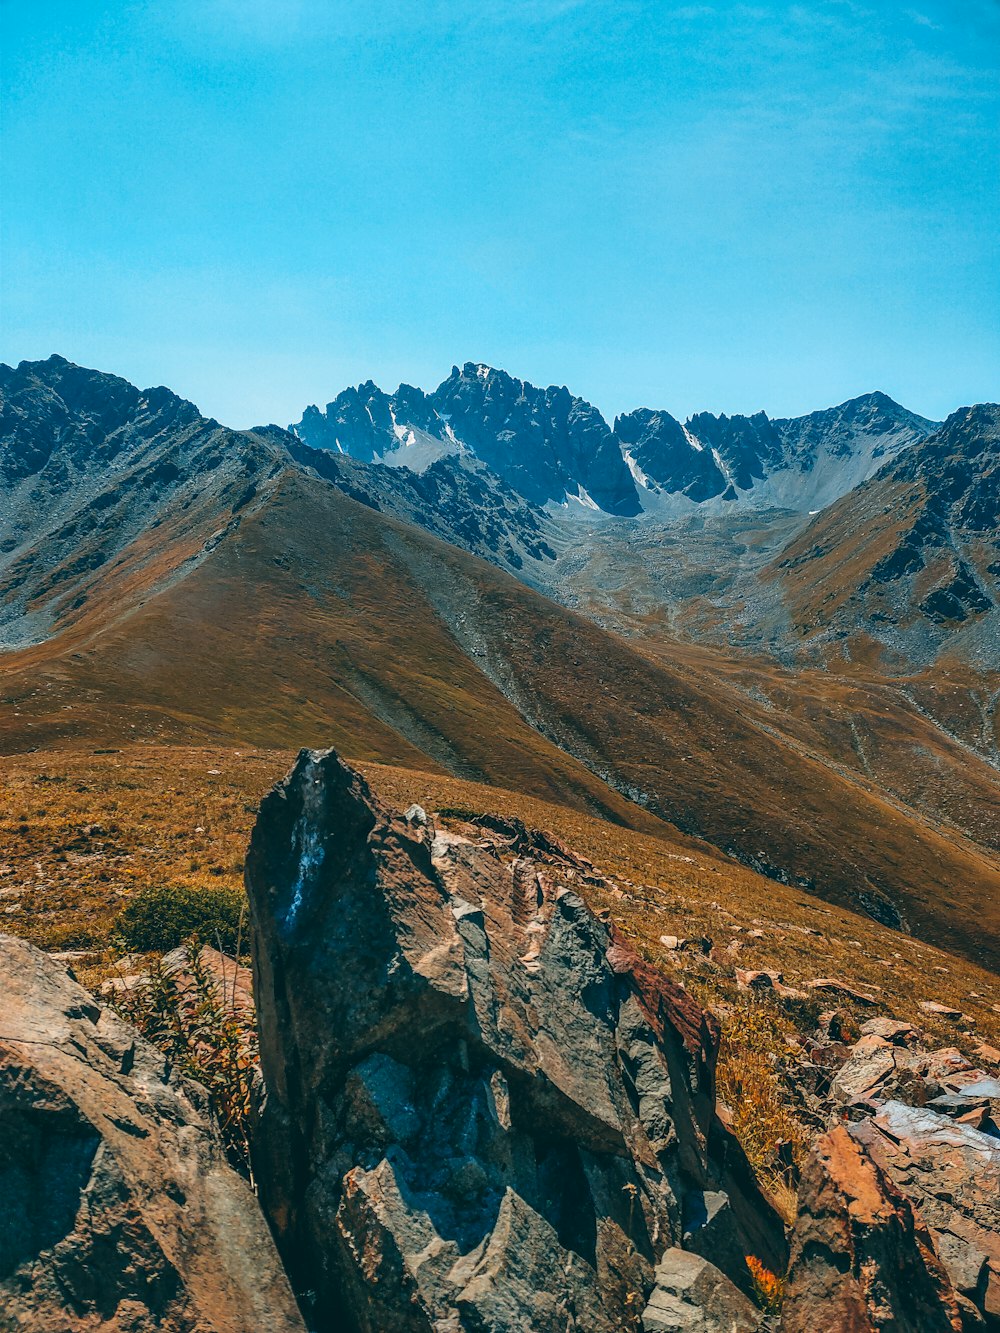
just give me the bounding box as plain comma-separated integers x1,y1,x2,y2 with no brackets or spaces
0,933,305,1332
0,357,559,650
432,362,642,515
293,379,450,466
641,1248,762,1332
296,364,938,520
295,362,643,515
615,408,732,503
246,748,781,1333
615,391,937,515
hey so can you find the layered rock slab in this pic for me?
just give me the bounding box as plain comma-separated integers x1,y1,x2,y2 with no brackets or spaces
780,1124,967,1333
0,933,304,1333
246,748,780,1332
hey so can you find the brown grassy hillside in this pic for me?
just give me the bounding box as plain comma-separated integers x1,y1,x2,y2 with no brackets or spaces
2,471,1000,971
2,744,996,1061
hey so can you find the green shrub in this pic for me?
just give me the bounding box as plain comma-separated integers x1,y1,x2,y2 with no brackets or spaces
112,940,257,1178
116,882,246,954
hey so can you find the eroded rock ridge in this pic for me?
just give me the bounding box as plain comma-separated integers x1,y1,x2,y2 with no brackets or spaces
246,748,784,1332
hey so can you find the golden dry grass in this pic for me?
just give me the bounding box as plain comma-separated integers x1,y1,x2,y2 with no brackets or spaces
3,743,999,1208
3,472,998,974
3,745,997,1051
364,760,1000,1047
0,746,284,951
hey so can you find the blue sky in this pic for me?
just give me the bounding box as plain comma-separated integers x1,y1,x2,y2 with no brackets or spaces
2,0,997,427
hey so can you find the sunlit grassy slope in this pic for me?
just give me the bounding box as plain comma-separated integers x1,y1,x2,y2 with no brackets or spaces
4,472,1000,969
2,745,997,1060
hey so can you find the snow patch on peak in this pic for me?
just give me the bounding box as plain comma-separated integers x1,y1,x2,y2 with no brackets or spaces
568,484,602,511
682,425,704,453
390,407,407,443
711,447,737,490
622,447,655,491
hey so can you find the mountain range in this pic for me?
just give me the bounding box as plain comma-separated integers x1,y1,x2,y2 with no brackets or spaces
1,353,998,972
292,361,939,517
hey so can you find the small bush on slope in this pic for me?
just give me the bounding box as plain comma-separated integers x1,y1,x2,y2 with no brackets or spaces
112,940,257,1178
116,882,246,953
716,997,807,1211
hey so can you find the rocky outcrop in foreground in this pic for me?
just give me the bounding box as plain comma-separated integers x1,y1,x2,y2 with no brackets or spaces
0,933,304,1332
781,1125,964,1332
781,1015,1000,1331
246,748,785,1332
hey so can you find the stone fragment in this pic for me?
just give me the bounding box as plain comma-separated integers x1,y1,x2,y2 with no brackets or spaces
780,1125,963,1332
920,1000,964,1021
161,943,254,1020
860,1016,917,1044
734,968,804,999
853,1101,1000,1329
829,1044,897,1106
805,977,878,1005
641,1248,762,1332
735,967,780,991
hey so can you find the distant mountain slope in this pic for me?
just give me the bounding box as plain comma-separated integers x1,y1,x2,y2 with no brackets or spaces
616,392,936,513
0,357,557,647
0,355,284,648
294,365,936,517
3,355,999,972
772,403,1000,670
1,363,999,969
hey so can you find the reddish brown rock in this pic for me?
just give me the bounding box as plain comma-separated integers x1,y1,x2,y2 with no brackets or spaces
859,1017,917,1045
781,1125,963,1333
161,942,254,1021
734,968,805,1000
853,1102,1000,1330
920,1001,964,1021
805,978,879,1005
246,748,784,1333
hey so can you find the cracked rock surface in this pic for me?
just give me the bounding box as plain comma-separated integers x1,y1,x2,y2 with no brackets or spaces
0,933,305,1332
246,747,783,1332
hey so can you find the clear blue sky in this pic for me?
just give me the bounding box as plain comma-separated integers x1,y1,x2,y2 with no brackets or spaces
2,0,998,428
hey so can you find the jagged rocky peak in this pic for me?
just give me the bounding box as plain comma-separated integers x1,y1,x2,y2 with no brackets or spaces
615,391,938,514
614,405,784,502
773,389,939,466
887,401,1000,531
294,365,938,518
430,361,641,514
614,407,736,502
0,353,204,486
246,747,785,1333
293,361,642,514
293,378,452,466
